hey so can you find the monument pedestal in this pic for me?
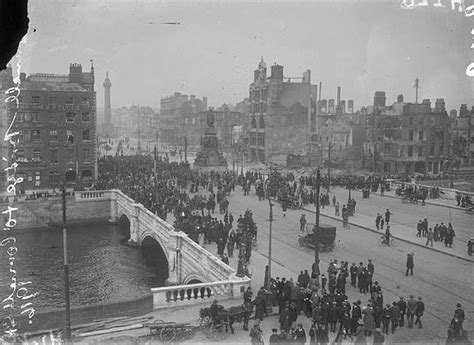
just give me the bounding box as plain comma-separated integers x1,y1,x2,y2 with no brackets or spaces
194,125,227,173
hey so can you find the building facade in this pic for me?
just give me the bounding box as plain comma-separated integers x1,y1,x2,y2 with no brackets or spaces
159,93,207,145
4,62,97,189
248,58,318,164
365,92,450,176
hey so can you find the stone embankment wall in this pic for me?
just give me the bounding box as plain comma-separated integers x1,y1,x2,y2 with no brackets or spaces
10,195,110,230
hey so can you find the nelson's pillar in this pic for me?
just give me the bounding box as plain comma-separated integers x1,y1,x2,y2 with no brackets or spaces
103,72,112,136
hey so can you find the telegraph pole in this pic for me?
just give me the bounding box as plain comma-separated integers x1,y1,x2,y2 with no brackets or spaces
184,136,188,163
266,197,274,288
313,169,321,281
62,187,71,340
327,143,331,193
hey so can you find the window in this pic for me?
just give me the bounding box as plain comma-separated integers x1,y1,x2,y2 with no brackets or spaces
418,117,424,126
384,143,390,154
67,130,74,144
259,117,265,128
32,112,40,122
18,96,23,104
82,129,90,141
24,131,30,142
439,144,444,155
32,96,40,104
419,130,424,141
32,149,42,162
82,112,90,122
430,144,434,156
81,97,89,105
16,149,26,163
49,113,57,123
24,113,31,122
408,130,414,140
66,112,75,123
67,148,74,163
32,130,41,141
408,146,413,157
418,146,423,157
17,113,24,122
48,97,57,104
192,118,195,125
83,148,91,163
409,117,414,125
49,129,58,140
50,149,58,164
251,117,257,128
66,97,73,105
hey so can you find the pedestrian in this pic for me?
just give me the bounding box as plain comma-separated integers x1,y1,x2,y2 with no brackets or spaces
381,304,391,334
362,303,375,337
405,253,414,276
397,297,407,327
269,328,279,344
454,303,465,336
384,209,391,225
414,297,424,329
335,202,340,216
249,320,264,345
380,218,384,230
406,296,417,328
375,213,382,230
300,214,307,232
425,228,434,247
293,323,306,344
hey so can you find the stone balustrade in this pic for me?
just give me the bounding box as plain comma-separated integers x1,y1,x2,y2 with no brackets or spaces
151,278,251,310
75,191,108,201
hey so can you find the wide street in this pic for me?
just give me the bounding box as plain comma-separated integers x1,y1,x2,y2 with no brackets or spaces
221,187,474,344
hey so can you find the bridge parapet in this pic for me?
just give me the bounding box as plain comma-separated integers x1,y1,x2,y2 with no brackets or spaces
151,278,251,310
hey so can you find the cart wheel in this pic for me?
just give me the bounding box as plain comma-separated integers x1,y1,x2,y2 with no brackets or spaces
298,237,304,247
159,327,176,343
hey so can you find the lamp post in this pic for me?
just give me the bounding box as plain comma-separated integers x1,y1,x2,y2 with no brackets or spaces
313,168,321,281
61,185,71,340
327,143,331,193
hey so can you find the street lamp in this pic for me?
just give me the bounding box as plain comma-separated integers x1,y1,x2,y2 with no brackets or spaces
312,168,321,281
61,180,71,340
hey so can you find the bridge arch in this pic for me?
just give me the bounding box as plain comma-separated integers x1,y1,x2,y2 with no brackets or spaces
183,273,206,285
141,235,169,283
118,214,131,241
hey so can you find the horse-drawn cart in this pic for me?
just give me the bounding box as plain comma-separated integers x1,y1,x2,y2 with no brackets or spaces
298,223,337,252
144,321,200,343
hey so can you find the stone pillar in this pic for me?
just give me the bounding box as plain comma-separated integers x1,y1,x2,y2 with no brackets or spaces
128,203,141,246
108,190,118,223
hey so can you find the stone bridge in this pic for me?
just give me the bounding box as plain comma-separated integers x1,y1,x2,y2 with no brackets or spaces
75,190,241,286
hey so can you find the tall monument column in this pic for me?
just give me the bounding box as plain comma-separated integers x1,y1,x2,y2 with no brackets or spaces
103,72,112,136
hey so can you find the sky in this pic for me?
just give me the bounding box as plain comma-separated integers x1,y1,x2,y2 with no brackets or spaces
14,0,474,112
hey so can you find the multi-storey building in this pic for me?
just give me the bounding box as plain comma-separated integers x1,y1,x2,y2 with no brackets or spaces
450,104,474,166
159,93,207,145
365,92,450,176
4,62,97,189
248,58,318,164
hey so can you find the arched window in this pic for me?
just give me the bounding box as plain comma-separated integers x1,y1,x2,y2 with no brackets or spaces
259,117,265,128
251,117,257,128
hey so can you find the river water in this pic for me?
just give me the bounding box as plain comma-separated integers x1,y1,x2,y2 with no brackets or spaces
0,222,166,318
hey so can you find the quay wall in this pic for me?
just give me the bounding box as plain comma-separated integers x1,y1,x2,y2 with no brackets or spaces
16,295,153,333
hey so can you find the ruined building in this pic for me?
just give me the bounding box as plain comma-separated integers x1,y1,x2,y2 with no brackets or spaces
248,58,317,164
365,92,450,176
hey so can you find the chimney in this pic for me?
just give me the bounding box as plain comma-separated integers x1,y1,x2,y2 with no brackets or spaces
435,98,446,113
459,104,468,118
397,94,404,103
422,99,431,111
337,86,341,107
348,100,354,113
373,91,386,107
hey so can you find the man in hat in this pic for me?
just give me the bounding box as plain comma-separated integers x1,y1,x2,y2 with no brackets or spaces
269,328,279,344
406,295,417,328
293,323,307,344
351,300,362,335
398,297,407,327
414,297,424,328
249,320,264,345
454,303,465,336
406,253,414,276
382,304,392,334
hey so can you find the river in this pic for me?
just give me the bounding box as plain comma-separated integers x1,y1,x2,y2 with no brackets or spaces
0,222,166,318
